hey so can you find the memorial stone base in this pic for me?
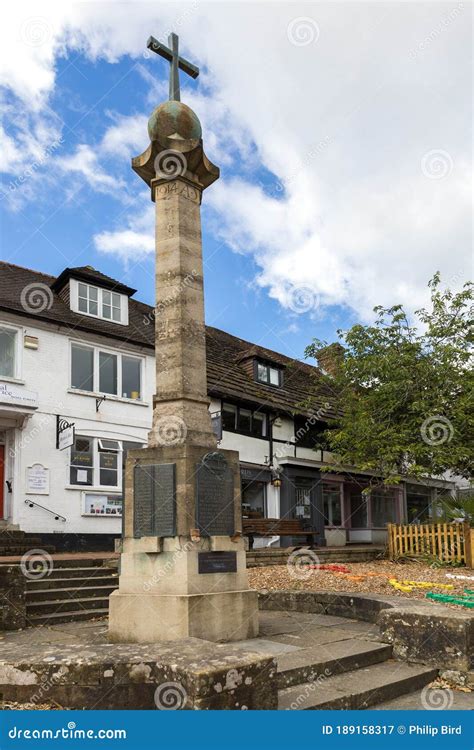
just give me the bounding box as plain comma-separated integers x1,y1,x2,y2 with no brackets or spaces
109,536,259,643
108,444,259,643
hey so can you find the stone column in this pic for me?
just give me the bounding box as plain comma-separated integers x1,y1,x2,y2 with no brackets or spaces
108,100,259,644
150,173,216,449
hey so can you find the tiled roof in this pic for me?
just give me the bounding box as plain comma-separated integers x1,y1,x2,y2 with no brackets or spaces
51,265,137,296
0,261,336,419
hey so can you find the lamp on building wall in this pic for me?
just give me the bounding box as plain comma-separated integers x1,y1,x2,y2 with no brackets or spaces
271,468,282,488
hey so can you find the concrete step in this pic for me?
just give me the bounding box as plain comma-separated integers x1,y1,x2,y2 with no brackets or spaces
26,595,112,616
27,574,118,590
27,608,109,625
278,661,438,710
276,640,392,690
26,584,118,603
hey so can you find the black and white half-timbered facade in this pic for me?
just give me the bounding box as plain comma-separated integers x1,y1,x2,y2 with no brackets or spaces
0,261,455,550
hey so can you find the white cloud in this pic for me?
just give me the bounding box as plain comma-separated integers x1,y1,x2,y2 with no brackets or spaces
59,144,124,192
1,0,471,322
94,228,154,261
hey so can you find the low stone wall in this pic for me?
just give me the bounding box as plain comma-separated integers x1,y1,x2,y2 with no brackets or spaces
0,639,277,710
247,546,385,567
259,590,474,672
0,565,26,631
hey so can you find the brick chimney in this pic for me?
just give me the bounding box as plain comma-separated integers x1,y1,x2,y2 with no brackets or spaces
316,343,345,376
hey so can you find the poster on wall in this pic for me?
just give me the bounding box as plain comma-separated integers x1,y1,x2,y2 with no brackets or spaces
26,464,50,495
83,493,123,517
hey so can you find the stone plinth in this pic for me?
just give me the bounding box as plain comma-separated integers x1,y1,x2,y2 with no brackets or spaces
0,638,277,710
109,445,259,643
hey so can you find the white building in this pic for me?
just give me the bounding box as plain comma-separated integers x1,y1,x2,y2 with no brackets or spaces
0,261,454,550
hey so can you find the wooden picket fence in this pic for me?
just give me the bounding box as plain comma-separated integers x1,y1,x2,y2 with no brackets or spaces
387,521,474,568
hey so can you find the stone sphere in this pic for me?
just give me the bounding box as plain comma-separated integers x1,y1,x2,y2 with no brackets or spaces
148,101,202,143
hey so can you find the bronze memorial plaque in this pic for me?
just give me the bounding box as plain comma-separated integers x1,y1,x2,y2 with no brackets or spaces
195,452,235,536
133,463,176,537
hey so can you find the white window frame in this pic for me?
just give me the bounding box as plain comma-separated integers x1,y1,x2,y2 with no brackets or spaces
70,341,144,401
0,324,23,381
70,435,123,491
70,279,129,326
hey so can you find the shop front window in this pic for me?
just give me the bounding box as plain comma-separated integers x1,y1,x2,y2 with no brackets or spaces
371,488,397,527
295,481,312,520
406,484,432,523
241,480,267,518
348,488,368,528
322,483,342,526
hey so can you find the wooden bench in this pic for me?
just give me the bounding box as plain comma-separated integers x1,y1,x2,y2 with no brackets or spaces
242,518,320,549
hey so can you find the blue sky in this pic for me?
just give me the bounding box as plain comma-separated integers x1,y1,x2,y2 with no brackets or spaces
1,2,471,362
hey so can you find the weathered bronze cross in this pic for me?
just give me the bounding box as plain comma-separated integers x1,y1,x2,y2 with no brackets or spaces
147,33,199,102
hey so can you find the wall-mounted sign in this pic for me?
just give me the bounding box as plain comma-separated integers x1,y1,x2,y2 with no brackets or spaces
0,382,38,409
56,416,75,451
26,463,50,495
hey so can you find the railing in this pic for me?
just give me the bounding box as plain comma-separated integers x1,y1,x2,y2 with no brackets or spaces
24,499,66,522
387,521,473,567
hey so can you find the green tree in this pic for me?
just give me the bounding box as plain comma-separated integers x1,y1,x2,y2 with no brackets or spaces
305,275,473,485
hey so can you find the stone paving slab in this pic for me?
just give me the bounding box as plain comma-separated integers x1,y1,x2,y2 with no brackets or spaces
232,638,300,656
374,689,474,710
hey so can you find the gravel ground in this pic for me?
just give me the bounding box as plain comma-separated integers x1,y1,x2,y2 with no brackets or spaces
248,559,474,606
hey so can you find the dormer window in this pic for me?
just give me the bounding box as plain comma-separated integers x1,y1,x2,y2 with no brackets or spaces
256,360,283,387
71,280,128,325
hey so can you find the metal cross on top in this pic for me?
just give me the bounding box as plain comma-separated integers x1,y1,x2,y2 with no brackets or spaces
147,33,199,102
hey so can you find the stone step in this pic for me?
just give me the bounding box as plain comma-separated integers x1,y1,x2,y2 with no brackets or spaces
27,608,109,625
26,595,111,616
41,558,117,569
29,565,118,580
27,573,118,590
0,544,57,557
278,661,438,710
276,640,392,690
26,584,118,603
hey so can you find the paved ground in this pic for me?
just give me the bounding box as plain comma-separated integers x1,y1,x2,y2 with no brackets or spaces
0,610,381,651
1,613,471,711
375,691,473,710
